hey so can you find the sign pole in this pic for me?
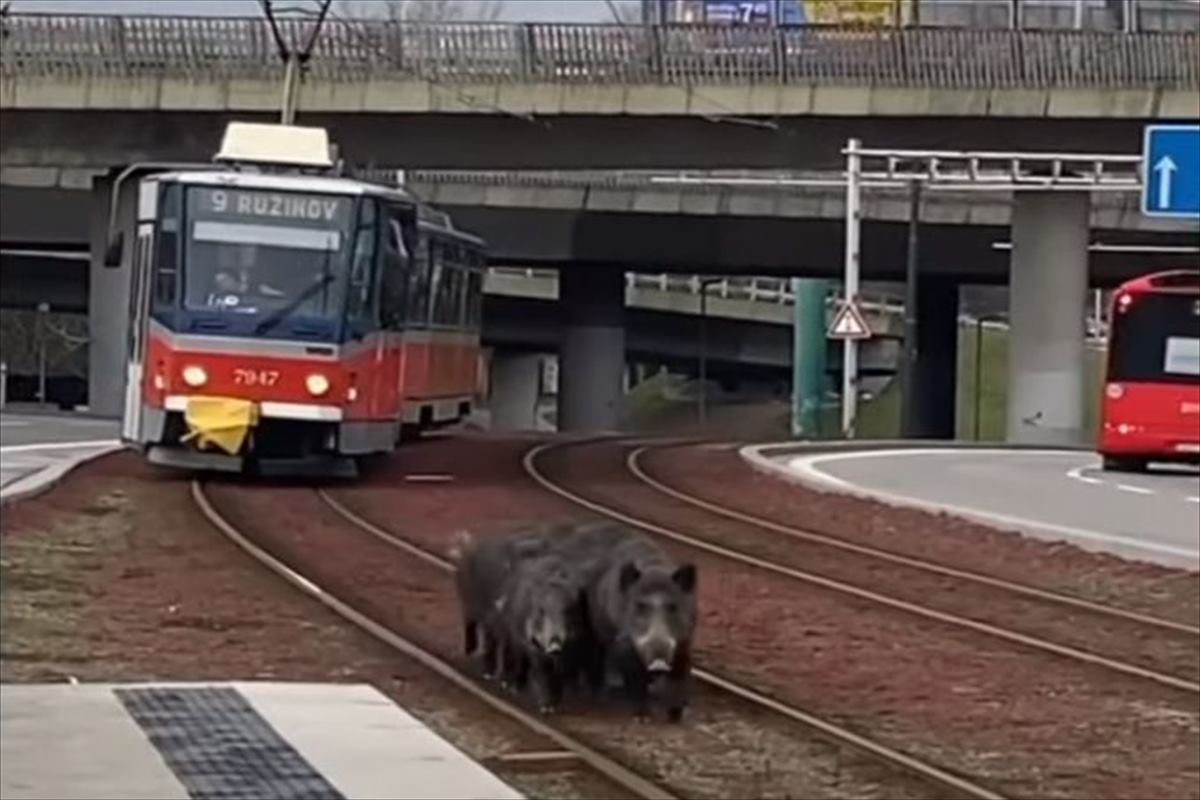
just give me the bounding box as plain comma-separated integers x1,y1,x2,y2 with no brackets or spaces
791,277,828,438
842,138,862,438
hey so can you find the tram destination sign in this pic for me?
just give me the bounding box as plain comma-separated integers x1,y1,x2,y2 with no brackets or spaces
193,187,353,227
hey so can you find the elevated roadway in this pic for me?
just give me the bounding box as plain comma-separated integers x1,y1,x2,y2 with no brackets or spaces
1,15,1197,171
2,174,1196,284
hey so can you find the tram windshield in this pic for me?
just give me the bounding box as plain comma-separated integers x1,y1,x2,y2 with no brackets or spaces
182,186,355,322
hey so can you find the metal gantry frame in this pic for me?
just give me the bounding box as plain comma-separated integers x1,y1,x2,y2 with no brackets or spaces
839,138,1149,439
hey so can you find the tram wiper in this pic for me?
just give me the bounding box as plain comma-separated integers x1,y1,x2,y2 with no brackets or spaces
255,271,335,336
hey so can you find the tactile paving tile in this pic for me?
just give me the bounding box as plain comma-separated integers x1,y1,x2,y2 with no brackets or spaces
115,686,345,800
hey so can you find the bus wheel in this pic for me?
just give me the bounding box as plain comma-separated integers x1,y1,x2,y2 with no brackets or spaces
1102,455,1147,473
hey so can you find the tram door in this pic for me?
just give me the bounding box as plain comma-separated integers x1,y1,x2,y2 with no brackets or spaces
121,183,158,442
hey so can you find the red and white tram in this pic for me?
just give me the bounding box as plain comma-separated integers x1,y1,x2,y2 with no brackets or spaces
106,122,485,473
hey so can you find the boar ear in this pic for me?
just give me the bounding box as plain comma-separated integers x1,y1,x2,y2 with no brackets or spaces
672,564,697,593
618,563,641,592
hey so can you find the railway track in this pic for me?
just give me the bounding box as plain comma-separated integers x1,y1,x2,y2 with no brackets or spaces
311,488,1007,800
191,479,676,800
522,439,1200,697
628,445,1199,638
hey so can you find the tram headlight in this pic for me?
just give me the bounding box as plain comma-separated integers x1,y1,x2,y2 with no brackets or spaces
305,373,331,397
182,365,208,387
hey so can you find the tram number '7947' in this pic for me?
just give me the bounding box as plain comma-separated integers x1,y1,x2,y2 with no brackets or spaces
233,368,280,387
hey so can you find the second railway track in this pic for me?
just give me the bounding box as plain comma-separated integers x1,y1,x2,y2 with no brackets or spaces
524,439,1200,696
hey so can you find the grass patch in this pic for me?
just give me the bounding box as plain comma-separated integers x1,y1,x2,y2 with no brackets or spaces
0,490,131,682
624,324,1104,441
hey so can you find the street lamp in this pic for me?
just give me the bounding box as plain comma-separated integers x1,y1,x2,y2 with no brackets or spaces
697,277,722,428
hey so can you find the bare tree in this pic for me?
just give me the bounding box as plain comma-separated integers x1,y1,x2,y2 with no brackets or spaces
340,0,505,22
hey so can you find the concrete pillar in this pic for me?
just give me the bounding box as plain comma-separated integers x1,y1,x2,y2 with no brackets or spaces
906,276,959,439
87,172,136,419
558,268,625,433
489,351,542,431
1007,192,1090,445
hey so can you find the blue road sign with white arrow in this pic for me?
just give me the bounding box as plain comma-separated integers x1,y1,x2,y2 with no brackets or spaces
1142,124,1200,220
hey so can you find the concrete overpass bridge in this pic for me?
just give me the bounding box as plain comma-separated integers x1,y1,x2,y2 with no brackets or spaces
2,12,1197,441
4,166,1196,285
1,15,1198,172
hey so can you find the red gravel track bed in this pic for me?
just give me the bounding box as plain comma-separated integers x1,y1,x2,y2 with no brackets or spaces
526,439,1200,800
608,446,1200,685
205,441,956,800
649,444,1199,627
0,452,633,799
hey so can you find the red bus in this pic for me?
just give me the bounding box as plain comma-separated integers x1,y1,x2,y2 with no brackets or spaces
1098,269,1200,472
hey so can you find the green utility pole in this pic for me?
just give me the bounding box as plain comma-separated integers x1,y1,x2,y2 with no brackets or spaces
791,278,829,438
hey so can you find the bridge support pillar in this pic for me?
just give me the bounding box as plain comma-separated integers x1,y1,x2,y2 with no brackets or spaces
558,268,625,433
87,172,135,419
1007,192,1089,446
904,277,959,439
489,351,542,431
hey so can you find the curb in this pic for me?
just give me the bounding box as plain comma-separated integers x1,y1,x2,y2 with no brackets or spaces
738,440,1199,572
0,444,125,508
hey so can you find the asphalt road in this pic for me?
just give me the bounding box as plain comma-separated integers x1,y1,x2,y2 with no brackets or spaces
0,411,120,491
786,448,1200,570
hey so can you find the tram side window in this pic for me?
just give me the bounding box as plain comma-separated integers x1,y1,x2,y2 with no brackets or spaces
407,236,432,326
154,184,182,306
429,241,450,327
466,266,483,331
345,198,377,329
379,216,410,329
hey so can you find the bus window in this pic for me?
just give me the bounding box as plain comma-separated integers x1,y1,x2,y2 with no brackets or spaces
1108,293,1200,384
154,184,181,307
345,198,377,329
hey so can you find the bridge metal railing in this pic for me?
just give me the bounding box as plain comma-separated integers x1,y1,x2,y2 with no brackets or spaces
488,268,905,315
1,15,1196,89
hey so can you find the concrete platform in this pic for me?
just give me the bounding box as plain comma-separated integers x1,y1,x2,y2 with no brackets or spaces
0,411,120,504
0,682,524,800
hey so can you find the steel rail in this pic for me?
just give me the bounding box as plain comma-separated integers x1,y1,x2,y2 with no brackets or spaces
626,446,1200,637
316,486,1008,800
190,480,677,800
522,441,1200,695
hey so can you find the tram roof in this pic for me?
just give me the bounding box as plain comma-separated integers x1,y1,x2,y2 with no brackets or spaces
159,169,415,200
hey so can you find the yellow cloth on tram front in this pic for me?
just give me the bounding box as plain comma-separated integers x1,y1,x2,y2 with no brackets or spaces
179,396,259,455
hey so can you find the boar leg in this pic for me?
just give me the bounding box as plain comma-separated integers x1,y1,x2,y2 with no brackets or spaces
528,658,562,714
462,619,478,657
481,630,500,680
618,658,652,721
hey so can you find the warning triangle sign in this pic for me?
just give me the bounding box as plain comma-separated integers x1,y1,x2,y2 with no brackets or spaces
827,302,872,340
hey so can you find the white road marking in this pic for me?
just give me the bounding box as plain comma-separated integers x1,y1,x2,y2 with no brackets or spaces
0,439,119,454
1066,465,1104,485
782,448,1200,566
0,420,31,428
1187,497,1200,504
1115,484,1155,495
